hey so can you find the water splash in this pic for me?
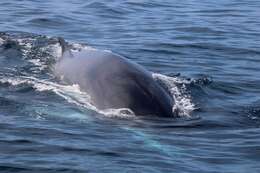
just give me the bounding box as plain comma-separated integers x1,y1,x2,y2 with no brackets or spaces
0,76,137,119
153,73,196,117
1,32,196,119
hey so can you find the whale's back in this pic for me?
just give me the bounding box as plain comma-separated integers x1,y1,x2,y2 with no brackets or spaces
55,49,174,117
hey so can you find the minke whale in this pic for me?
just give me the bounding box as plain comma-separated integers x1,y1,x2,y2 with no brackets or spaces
54,40,176,117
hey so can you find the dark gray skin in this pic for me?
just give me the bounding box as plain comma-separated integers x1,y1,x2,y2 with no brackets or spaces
54,48,175,117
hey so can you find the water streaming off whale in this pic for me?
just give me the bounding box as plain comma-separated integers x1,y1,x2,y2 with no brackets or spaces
1,0,260,172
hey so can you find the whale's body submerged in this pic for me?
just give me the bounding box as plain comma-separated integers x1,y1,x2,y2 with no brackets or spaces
54,48,175,117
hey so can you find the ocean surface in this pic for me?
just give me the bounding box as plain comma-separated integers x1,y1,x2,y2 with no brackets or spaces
0,0,260,172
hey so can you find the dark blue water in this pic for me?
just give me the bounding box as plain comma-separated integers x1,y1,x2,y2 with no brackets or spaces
1,0,260,172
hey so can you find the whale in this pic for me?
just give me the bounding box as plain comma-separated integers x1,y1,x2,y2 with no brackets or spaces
54,41,176,117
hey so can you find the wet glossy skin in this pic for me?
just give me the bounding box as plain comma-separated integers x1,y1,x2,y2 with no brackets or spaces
54,49,175,117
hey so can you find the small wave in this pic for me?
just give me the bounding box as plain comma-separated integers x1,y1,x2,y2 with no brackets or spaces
191,76,213,86
245,103,260,123
28,17,68,28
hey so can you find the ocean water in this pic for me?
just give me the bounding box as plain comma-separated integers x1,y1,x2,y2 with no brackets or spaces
0,0,260,172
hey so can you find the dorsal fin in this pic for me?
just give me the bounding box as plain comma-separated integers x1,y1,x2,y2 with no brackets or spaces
57,37,68,54
57,37,73,59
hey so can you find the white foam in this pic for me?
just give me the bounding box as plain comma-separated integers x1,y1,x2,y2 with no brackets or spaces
43,42,63,58
100,108,136,119
0,78,28,86
0,72,196,118
17,38,34,55
152,73,196,117
0,37,4,45
70,43,96,52
14,38,62,71
0,76,96,111
28,59,42,66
